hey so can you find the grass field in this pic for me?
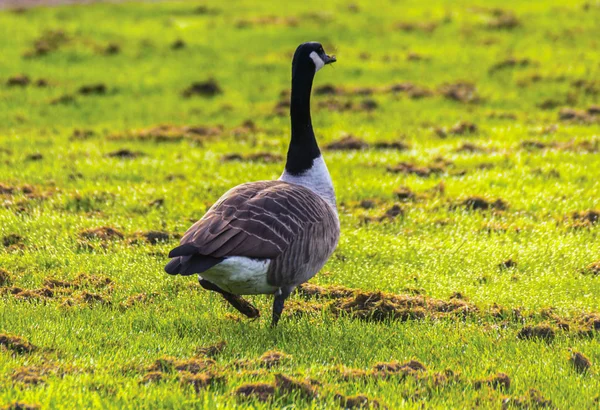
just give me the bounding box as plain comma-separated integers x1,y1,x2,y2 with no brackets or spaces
1,0,599,408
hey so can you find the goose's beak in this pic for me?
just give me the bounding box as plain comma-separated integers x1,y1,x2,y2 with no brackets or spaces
324,54,337,65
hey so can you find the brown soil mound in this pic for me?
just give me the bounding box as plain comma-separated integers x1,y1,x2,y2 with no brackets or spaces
2,234,24,248
171,39,185,50
195,341,227,358
474,372,511,390
24,29,69,58
570,210,599,227
296,283,355,299
235,383,276,402
461,196,508,211
174,358,216,374
0,333,36,354
455,143,487,153
394,186,416,201
489,57,531,73
130,231,172,245
1,402,40,410
274,373,318,398
485,10,520,30
499,259,517,269
503,388,552,409
78,83,106,95
259,350,290,368
330,290,475,322
0,269,11,286
439,82,479,103
106,149,144,158
395,20,438,33
120,292,158,309
221,152,282,163
110,124,223,143
569,351,591,373
140,371,163,384
325,135,369,151
373,360,426,374
387,161,445,177
182,79,222,97
180,371,224,392
373,141,409,150
334,393,384,409
517,324,556,342
582,261,600,276
6,74,30,86
79,226,124,241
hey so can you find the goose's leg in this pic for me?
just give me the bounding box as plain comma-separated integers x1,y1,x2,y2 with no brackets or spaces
271,286,293,327
199,278,260,318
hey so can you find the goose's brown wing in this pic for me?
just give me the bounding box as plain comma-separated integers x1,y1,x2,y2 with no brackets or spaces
168,180,333,260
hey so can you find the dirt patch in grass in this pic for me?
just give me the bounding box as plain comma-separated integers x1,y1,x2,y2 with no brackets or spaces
455,143,488,153
484,9,520,30
387,161,446,177
439,121,478,137
235,383,276,402
110,124,223,143
70,129,95,140
78,83,107,96
6,74,30,86
49,94,75,105
195,341,227,358
296,283,355,299
503,388,553,409
558,107,598,123
140,371,163,384
1,402,40,410
489,57,532,74
334,393,384,409
26,153,43,161
0,333,36,354
569,210,600,228
373,360,426,374
569,351,591,373
236,15,298,28
11,367,46,386
395,20,439,33
182,79,222,97
146,356,216,375
329,290,475,322
0,269,12,286
171,39,185,50
474,372,511,390
325,135,409,151
394,186,417,201
460,197,509,211
517,324,556,342
232,350,291,369
45,273,113,291
325,135,369,151
23,29,69,58
499,259,517,270
439,82,479,103
103,43,120,55
275,373,318,398
106,149,144,158
221,152,282,163
119,292,159,309
582,261,600,276
180,371,225,392
79,226,124,241
129,231,174,245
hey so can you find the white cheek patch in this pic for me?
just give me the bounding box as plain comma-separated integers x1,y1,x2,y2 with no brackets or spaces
309,51,325,72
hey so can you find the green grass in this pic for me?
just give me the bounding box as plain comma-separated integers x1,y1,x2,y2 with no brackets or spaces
1,0,599,408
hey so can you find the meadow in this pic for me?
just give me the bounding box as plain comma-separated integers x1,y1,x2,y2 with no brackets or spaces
0,0,599,408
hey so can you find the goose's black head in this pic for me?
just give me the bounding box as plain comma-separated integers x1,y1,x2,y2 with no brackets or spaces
292,42,336,79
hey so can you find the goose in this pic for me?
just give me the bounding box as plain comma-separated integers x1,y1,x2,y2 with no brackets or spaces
165,42,339,326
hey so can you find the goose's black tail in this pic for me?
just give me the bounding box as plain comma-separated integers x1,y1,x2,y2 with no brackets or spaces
165,244,223,275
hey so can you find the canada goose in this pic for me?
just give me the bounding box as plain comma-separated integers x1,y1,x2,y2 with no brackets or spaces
165,42,339,326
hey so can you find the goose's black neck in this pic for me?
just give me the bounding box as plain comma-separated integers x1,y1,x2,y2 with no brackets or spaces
285,68,320,175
